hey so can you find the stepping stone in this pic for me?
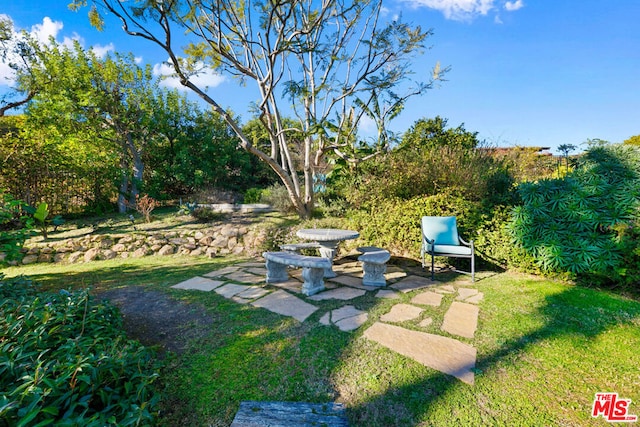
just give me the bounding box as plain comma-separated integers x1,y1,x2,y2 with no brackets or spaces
251,290,318,322
328,275,366,288
330,305,364,323
319,305,368,332
441,301,479,339
434,285,456,294
269,279,303,294
231,401,348,427
464,293,484,304
171,277,225,291
235,261,265,268
335,313,368,332
236,286,271,300
419,317,433,327
375,290,400,299
456,288,479,301
390,275,434,293
411,291,443,307
225,270,265,284
385,270,408,281
380,304,423,323
215,283,252,298
309,287,366,301
203,266,241,278
362,322,476,385
246,267,267,276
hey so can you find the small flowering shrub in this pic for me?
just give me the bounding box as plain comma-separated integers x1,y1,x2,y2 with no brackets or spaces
0,276,161,426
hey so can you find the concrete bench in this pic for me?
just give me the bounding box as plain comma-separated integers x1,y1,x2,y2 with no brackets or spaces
357,247,391,287
263,251,331,296
279,242,321,254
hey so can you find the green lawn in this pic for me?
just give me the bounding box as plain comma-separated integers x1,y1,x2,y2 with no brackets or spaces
4,257,639,426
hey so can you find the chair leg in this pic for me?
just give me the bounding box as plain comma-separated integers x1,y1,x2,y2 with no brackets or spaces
471,254,475,283
430,253,435,281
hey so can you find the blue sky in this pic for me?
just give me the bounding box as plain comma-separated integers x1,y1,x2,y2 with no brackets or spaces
2,0,639,153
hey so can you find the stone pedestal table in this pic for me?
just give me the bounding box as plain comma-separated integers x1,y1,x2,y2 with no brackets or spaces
296,228,360,278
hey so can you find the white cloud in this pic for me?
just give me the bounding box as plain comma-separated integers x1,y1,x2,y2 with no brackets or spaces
92,43,115,59
504,0,524,11
30,17,63,44
400,0,494,21
153,61,226,90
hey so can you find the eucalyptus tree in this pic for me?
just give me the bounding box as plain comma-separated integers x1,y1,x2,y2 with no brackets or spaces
26,40,162,212
72,0,443,218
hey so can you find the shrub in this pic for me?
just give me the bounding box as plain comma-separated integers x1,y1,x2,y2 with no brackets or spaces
133,194,158,223
0,276,161,426
508,144,640,285
260,184,296,214
0,193,33,263
243,188,263,204
346,191,485,257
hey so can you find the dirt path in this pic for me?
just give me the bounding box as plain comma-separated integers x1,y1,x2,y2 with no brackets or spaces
97,286,213,355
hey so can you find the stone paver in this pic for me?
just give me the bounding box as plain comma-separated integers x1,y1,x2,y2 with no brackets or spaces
411,291,443,307
215,283,252,298
464,293,484,304
171,277,225,291
380,303,424,323
251,290,318,322
235,261,265,268
335,313,368,332
375,289,400,299
434,285,456,294
320,305,368,332
309,287,366,301
441,301,479,339
246,267,268,276
390,275,434,293
236,286,271,300
203,266,241,278
456,288,479,301
269,279,303,293
328,275,367,289
225,270,265,284
385,270,408,281
363,322,476,385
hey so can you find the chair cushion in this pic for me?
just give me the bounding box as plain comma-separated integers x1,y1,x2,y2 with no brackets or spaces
433,244,472,256
421,216,459,246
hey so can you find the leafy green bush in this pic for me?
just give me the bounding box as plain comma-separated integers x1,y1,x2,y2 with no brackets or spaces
0,193,33,263
509,144,640,286
346,191,485,257
0,276,161,426
259,184,296,213
243,188,263,204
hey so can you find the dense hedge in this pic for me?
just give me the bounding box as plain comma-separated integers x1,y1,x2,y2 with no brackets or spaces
0,276,161,426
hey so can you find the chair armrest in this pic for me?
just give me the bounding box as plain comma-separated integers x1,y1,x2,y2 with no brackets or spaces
458,236,473,247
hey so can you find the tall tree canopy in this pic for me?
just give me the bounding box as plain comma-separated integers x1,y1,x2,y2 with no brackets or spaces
26,40,163,212
72,0,444,218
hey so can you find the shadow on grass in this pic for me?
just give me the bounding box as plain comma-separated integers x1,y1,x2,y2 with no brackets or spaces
345,282,640,426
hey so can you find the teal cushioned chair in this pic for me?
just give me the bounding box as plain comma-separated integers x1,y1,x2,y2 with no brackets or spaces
421,216,474,282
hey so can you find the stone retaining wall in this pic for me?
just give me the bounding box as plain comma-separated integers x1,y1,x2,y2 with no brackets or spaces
14,223,268,266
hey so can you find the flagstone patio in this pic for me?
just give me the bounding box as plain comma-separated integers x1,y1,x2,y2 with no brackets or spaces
170,257,483,384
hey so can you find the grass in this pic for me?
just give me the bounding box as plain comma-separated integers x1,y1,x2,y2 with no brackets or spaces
3,257,640,426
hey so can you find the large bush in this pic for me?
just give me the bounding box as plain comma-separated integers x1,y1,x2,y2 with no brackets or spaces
509,144,640,287
0,277,161,426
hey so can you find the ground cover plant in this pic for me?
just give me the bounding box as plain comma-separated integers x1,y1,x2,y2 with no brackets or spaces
4,254,639,426
0,275,161,426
